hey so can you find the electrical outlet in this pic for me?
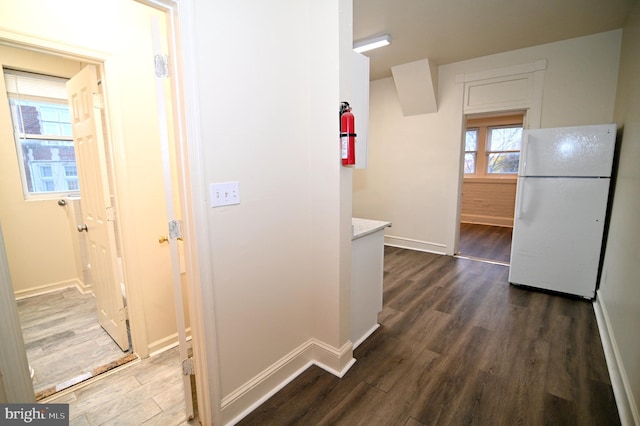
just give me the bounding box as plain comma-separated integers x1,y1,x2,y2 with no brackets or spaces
210,181,240,207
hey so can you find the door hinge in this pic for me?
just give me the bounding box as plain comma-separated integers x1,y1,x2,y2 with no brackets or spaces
119,306,129,322
154,54,170,78
106,206,116,222
182,357,195,376
168,219,183,240
93,92,104,110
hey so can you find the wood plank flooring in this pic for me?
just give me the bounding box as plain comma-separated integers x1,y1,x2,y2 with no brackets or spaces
47,346,197,425
16,287,133,399
458,222,512,263
239,247,620,425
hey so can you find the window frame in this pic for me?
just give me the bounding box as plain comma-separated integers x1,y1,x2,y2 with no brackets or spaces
463,113,524,179
4,69,79,200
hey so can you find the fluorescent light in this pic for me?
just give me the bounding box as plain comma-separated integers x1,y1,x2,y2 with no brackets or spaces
353,34,391,53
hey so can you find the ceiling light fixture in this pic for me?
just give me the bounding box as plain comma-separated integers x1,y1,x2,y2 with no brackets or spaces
353,34,391,53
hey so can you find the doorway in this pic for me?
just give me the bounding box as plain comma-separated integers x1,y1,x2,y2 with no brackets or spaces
1,49,137,398
456,111,525,264
0,2,194,412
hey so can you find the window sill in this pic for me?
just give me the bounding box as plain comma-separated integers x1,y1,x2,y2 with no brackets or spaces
463,176,517,184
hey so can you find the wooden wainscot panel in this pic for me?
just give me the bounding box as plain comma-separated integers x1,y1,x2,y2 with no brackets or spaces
461,178,517,227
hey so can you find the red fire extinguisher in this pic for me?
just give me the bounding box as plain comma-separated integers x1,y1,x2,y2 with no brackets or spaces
340,102,356,166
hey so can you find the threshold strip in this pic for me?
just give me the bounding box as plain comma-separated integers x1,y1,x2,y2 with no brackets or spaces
35,352,138,401
454,254,510,267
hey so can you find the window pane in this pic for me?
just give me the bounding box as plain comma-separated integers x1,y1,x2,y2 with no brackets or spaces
21,139,78,193
487,153,520,174
43,181,55,192
488,127,522,151
465,129,477,151
64,165,77,176
10,99,71,137
464,153,476,174
67,180,79,191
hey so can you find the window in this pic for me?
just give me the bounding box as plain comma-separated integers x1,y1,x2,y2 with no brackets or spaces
486,126,522,174
464,113,524,177
4,69,79,198
464,129,478,174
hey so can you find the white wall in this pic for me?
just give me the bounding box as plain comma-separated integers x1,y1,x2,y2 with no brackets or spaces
599,2,640,423
187,0,353,422
354,30,622,255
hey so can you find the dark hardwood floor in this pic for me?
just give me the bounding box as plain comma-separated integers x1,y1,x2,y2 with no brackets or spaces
239,247,619,425
458,222,513,264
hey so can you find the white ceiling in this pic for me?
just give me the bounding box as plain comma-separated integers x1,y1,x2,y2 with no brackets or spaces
354,0,637,80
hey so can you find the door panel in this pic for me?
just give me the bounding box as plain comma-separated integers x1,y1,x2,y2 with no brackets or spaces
509,177,610,298
67,65,129,351
521,124,616,177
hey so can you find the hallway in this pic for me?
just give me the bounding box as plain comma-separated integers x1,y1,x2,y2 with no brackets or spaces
239,247,619,425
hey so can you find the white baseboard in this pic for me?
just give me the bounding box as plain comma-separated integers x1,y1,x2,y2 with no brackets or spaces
147,327,193,357
594,292,639,426
353,324,380,349
222,338,355,425
14,279,86,300
384,235,447,255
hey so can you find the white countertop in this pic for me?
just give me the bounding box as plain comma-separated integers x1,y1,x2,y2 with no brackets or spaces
352,217,391,240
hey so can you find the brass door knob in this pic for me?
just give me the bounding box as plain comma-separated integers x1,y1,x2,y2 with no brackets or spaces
159,235,183,244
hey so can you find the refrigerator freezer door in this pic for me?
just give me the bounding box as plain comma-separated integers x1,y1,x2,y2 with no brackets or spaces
509,177,610,298
520,124,616,178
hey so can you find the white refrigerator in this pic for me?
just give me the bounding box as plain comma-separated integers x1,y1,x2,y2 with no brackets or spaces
508,123,616,299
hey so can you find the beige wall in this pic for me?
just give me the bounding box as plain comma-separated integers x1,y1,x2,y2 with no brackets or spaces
600,2,640,422
0,0,181,356
353,30,622,255
0,45,83,296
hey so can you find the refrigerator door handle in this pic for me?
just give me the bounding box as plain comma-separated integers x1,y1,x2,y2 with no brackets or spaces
519,133,530,177
515,178,525,219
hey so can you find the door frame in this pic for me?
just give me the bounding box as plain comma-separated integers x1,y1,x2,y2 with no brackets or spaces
452,61,546,256
138,0,222,423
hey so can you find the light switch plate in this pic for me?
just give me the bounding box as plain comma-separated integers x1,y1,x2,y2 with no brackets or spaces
210,181,240,207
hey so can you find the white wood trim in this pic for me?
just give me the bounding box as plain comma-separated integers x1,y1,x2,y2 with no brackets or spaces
134,1,219,423
171,0,222,424
463,73,533,114
0,27,110,62
384,235,448,255
222,338,356,426
13,279,87,300
461,59,547,83
147,327,193,357
352,324,380,349
594,292,639,426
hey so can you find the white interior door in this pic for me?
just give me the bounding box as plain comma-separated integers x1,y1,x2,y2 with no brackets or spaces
67,65,129,351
